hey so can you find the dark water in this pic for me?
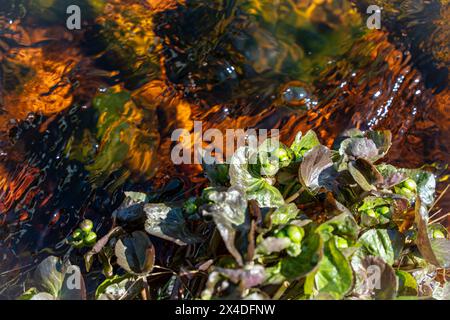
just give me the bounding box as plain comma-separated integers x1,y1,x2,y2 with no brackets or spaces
0,0,448,298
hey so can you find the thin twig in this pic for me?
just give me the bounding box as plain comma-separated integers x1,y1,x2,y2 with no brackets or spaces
286,187,304,203
429,212,450,225
430,184,449,212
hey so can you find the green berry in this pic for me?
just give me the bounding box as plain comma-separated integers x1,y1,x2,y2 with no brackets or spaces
334,236,349,249
83,231,97,246
402,179,417,191
72,228,83,241
400,187,415,199
286,225,305,244
272,147,293,168
79,219,94,234
377,206,390,216
183,198,198,215
432,229,446,239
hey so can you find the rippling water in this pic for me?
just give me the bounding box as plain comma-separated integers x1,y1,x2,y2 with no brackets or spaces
0,0,448,298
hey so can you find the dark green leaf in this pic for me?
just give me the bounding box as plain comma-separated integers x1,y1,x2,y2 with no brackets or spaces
144,204,202,245
357,229,395,265
280,233,324,281
306,238,353,299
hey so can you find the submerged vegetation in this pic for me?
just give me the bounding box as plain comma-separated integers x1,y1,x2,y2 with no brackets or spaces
20,129,450,300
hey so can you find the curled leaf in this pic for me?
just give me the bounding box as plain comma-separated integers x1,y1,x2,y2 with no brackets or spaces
299,145,333,193
202,187,248,266
415,201,450,268
115,231,155,275
290,130,320,160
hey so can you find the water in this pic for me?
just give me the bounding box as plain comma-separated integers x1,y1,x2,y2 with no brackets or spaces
0,0,448,298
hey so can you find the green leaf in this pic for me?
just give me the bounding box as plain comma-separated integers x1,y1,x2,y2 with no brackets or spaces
357,229,395,265
33,256,86,300
18,288,39,300
33,256,65,298
270,203,300,225
316,212,360,243
95,274,140,300
403,169,436,207
290,130,320,160
279,232,324,281
307,238,353,299
396,270,418,297
115,231,155,275
203,163,230,186
144,203,203,246
229,147,284,207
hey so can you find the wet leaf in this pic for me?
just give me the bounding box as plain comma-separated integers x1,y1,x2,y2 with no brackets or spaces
299,145,333,193
352,256,398,300
115,231,155,275
290,130,320,160
33,256,86,300
348,159,383,192
415,201,450,268
270,203,299,225
306,238,353,299
34,256,64,298
230,147,284,207
96,274,141,300
317,212,360,243
396,270,418,297
202,187,248,266
357,229,395,265
144,203,203,246
257,237,291,255
339,130,391,163
280,233,324,281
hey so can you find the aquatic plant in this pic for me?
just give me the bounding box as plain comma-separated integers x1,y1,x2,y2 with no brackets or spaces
21,129,449,300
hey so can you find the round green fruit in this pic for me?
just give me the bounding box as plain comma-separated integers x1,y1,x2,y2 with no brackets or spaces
79,219,94,234
286,225,305,244
402,179,417,191
83,231,97,246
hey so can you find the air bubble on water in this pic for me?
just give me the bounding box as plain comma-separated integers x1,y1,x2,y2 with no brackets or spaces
281,82,316,110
